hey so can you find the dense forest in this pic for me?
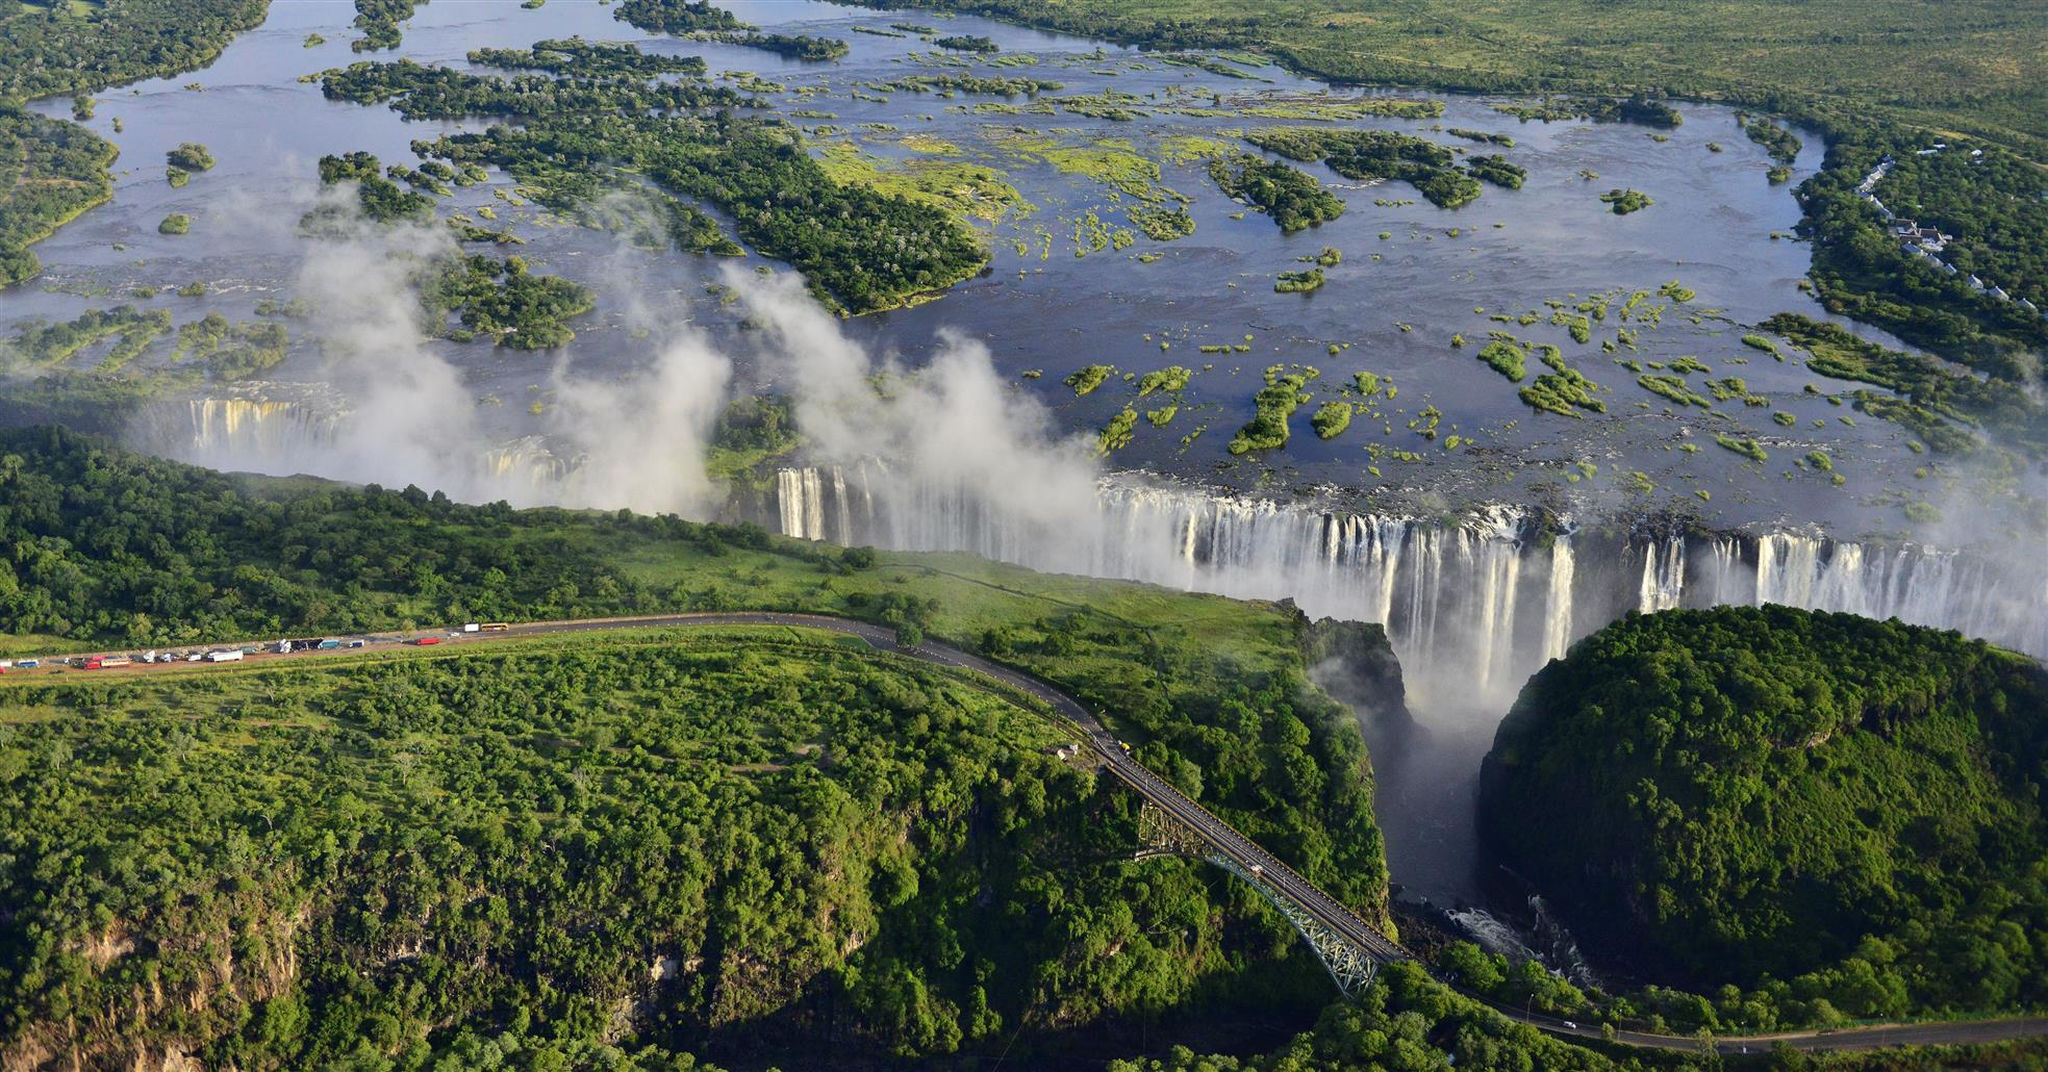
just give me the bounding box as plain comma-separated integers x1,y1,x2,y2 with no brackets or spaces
1206,153,1345,232
0,0,268,99
1120,963,1697,1072
1480,606,2048,1016
0,425,1392,947
0,630,1347,1067
613,0,749,35
322,48,986,313
0,107,116,288
1796,128,2048,389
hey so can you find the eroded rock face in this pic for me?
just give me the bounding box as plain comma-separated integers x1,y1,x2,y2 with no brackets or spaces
1301,614,1414,733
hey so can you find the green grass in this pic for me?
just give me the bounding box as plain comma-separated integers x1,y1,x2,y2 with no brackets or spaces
841,0,2048,152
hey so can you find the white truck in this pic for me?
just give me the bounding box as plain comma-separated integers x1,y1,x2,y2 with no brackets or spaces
207,649,245,663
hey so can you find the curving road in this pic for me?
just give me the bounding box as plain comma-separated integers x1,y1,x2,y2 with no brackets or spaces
22,612,2048,1055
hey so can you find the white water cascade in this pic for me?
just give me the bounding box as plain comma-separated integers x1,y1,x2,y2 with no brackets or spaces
1543,539,1575,663
131,386,349,462
774,465,2048,706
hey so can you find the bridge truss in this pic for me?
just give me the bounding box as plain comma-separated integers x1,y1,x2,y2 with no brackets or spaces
1136,803,1384,995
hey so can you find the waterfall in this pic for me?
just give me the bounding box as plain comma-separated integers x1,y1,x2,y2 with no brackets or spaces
1636,534,1685,613
133,385,349,462
773,465,2048,702
478,436,572,490
1543,538,1575,662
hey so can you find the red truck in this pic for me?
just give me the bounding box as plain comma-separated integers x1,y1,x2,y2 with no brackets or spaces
414,636,442,646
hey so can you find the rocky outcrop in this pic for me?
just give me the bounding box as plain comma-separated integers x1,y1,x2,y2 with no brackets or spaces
1301,614,1414,733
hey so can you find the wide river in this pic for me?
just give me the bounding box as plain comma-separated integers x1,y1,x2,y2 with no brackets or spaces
5,0,2028,912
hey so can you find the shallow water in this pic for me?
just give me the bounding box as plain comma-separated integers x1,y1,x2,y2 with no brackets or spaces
3,0,1978,540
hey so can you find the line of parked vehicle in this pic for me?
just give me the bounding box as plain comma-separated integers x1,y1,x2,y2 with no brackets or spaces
0,623,512,674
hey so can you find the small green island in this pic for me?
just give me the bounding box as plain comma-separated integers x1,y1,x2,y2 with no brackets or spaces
1599,187,1654,214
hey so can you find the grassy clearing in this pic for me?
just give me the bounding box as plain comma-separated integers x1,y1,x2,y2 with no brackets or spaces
814,140,1031,225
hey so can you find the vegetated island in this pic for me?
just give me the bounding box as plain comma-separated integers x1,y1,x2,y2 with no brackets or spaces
1599,188,1654,214
320,46,985,313
1208,152,1346,231
1481,605,2048,1018
1245,128,1483,209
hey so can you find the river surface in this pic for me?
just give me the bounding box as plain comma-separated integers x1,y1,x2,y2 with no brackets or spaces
5,0,1966,539
3,0,2034,911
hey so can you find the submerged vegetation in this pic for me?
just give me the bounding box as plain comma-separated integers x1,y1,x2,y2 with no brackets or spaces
1475,339,1527,382
166,141,215,172
1761,313,2039,454
1464,154,1526,189
1310,400,1351,439
1273,267,1324,293
711,32,852,62
351,0,429,52
1065,363,1115,396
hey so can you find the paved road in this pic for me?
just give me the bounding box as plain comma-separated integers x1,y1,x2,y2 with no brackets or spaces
17,613,2048,1055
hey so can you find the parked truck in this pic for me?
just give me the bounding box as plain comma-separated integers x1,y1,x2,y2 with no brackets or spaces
208,649,244,663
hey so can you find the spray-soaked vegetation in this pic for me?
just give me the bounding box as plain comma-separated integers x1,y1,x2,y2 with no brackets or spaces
0,427,1407,1062
1,306,172,372
173,312,290,380
306,150,436,225
1482,605,2048,1015
425,254,595,350
1759,313,2041,455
